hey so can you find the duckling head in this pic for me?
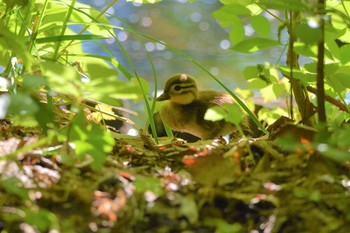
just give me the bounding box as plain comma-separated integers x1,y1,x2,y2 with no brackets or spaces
156,74,198,105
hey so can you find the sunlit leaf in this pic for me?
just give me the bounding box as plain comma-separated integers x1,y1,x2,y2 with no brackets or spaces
234,87,254,99
251,15,270,37
243,66,259,80
92,104,116,121
340,44,350,64
85,59,118,79
213,4,251,27
231,38,280,53
258,0,309,11
247,78,268,89
84,77,141,102
294,42,318,58
130,77,151,96
204,106,226,121
223,103,243,125
334,66,350,88
42,62,81,97
229,19,245,44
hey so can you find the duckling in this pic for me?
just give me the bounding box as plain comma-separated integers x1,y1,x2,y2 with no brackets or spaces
156,74,245,140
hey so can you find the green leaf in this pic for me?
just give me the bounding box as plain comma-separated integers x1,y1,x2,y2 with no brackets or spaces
223,103,243,125
316,143,350,162
231,38,280,53
2,177,30,200
6,93,39,127
204,218,243,233
243,66,259,80
131,77,151,96
84,77,141,102
180,194,198,224
260,84,280,102
67,111,114,170
85,60,118,79
34,101,55,134
340,44,350,64
42,62,81,97
293,42,318,58
0,22,32,66
229,19,245,44
22,74,47,92
248,78,268,89
258,0,309,11
334,66,350,88
296,23,322,44
204,106,226,121
212,4,251,27
133,175,164,196
251,15,270,37
3,0,29,9
22,207,58,231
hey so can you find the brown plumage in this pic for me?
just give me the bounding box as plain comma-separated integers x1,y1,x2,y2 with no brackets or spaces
156,74,243,140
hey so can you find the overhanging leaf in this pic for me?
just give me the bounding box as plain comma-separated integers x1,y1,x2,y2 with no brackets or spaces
251,15,271,37
223,103,243,125
213,4,251,27
231,38,280,53
204,106,226,121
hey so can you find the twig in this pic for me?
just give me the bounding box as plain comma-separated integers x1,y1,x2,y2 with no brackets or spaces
306,86,348,112
317,0,326,122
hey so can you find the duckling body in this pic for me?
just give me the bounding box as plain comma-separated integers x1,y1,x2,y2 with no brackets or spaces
156,74,239,140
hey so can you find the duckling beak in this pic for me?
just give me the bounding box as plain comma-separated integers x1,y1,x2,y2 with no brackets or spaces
156,92,170,101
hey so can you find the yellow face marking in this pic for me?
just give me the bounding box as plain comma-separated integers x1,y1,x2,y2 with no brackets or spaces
168,83,197,104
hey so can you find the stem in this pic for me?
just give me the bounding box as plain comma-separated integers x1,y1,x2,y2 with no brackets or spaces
317,0,326,122
53,0,77,60
286,11,315,125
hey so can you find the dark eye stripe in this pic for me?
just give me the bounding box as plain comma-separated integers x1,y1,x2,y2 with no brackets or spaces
173,84,195,91
174,85,182,91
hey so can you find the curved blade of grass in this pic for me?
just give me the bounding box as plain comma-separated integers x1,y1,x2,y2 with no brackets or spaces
144,45,163,140
53,0,77,60
59,0,119,54
114,36,160,143
35,35,108,44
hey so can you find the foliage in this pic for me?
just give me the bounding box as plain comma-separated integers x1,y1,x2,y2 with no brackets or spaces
213,0,350,124
0,0,349,232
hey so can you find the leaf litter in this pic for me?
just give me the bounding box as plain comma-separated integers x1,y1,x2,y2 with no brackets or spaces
0,118,350,233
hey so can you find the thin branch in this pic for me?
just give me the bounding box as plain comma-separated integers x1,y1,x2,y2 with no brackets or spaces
317,0,326,122
306,86,348,113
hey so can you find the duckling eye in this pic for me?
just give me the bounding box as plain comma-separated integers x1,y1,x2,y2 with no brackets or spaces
174,85,182,91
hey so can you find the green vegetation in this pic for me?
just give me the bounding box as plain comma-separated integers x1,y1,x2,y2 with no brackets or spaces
0,0,349,232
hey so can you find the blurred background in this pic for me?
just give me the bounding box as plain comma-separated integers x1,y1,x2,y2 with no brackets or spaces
78,0,287,131
79,0,284,89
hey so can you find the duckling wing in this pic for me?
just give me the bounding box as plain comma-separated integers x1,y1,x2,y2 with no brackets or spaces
197,91,234,107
